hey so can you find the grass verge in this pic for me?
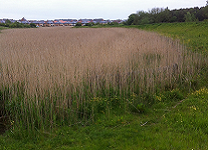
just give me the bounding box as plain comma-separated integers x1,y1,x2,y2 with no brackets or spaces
0,26,7,32
1,88,208,149
126,21,208,55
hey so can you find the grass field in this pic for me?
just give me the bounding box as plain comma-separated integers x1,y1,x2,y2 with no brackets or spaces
1,90,208,149
0,22,208,149
128,21,208,54
0,26,7,32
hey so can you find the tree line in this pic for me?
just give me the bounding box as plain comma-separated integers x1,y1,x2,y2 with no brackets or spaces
0,20,36,28
125,5,208,25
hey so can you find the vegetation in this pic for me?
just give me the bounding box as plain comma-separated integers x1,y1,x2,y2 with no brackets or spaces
0,27,195,130
75,22,82,26
0,26,7,31
126,21,208,55
1,88,208,149
0,20,208,149
74,22,124,28
0,20,36,28
126,5,208,25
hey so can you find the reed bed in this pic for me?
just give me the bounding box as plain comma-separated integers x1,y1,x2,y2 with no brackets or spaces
0,27,205,130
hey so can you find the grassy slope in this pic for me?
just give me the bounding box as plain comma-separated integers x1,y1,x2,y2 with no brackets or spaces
1,22,208,149
127,21,208,54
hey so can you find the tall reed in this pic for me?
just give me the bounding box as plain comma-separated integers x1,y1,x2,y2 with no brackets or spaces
0,27,206,131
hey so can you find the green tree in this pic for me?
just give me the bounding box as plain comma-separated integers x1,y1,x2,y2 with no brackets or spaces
109,22,119,25
157,8,171,22
135,11,152,24
9,23,17,28
140,17,150,24
196,6,208,21
24,24,30,28
170,16,177,22
30,23,36,28
127,14,137,25
75,22,82,26
15,22,24,28
5,23,10,27
5,19,11,24
84,23,93,26
0,23,5,27
185,12,193,22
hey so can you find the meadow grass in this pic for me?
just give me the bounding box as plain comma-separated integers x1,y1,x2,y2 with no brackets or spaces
0,27,201,130
0,26,7,30
0,26,7,33
127,21,208,55
1,88,208,149
0,23,208,149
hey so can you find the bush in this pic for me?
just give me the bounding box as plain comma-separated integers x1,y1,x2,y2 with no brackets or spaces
5,19,11,24
9,23,17,28
108,22,119,26
23,24,30,28
75,22,82,26
16,22,24,28
0,22,29,28
84,23,94,27
0,23,5,27
30,23,36,28
5,23,10,27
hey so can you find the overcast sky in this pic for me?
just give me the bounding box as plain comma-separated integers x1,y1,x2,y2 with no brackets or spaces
0,0,206,20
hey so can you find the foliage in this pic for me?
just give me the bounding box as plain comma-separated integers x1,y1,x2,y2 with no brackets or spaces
126,14,137,25
1,90,208,149
30,23,36,28
127,5,208,25
127,21,208,55
184,12,196,22
75,22,82,26
84,22,94,26
0,21,36,28
5,19,12,24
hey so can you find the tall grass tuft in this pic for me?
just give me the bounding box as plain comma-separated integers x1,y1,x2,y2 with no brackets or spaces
0,27,207,132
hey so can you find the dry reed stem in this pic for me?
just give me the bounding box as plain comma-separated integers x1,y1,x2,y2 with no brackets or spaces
1,27,206,128
0,27,200,101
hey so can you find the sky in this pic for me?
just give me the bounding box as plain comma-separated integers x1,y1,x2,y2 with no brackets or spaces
0,0,206,20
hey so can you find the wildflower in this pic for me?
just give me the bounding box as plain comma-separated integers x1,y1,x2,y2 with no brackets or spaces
11,121,14,126
191,87,208,98
156,96,162,101
190,106,197,110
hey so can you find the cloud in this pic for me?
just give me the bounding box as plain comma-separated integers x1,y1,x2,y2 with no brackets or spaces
0,0,206,20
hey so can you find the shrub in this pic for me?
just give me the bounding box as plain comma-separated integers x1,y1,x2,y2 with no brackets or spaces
75,22,82,26
30,23,36,28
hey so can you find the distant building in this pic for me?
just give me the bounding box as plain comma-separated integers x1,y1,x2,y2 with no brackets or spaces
20,17,26,21
44,20,54,27
0,17,124,27
19,17,30,24
93,18,104,23
0,19,5,23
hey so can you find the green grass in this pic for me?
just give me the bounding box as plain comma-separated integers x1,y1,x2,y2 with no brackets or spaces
1,21,208,149
127,21,208,55
1,89,208,149
0,26,7,32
